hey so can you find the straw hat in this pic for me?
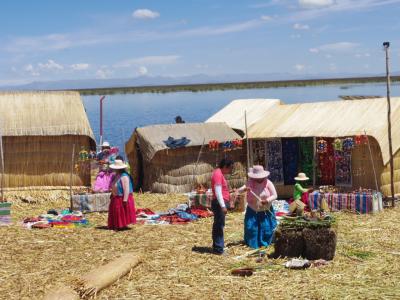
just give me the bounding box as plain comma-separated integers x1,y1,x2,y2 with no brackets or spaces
248,165,270,179
295,172,309,181
101,141,110,148
109,159,128,170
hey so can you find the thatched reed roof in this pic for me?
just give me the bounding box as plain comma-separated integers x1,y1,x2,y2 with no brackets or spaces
246,97,400,165
0,91,94,140
206,98,281,133
131,122,241,161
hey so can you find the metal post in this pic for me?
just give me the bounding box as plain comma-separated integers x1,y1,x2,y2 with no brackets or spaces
99,96,105,147
383,42,395,207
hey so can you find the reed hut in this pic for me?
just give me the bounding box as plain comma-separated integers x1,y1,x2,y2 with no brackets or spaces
0,91,95,188
125,122,246,193
209,97,400,197
206,98,281,136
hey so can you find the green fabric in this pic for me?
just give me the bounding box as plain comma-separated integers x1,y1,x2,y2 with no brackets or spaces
298,138,314,182
294,183,307,200
0,210,10,215
0,202,11,208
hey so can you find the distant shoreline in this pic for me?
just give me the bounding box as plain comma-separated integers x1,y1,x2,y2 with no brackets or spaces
72,75,400,96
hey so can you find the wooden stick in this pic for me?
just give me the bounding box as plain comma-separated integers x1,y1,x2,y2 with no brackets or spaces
70,144,75,212
0,125,4,203
364,130,379,192
245,110,250,170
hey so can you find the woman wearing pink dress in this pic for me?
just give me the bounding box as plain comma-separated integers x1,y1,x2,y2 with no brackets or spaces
108,160,136,230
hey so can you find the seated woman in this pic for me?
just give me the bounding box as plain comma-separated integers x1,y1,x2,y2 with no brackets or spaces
238,165,277,249
290,172,313,216
93,164,114,193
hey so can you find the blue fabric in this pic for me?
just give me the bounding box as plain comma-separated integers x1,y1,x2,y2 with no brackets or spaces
163,136,191,149
117,173,134,195
211,199,225,253
176,211,198,220
282,138,300,185
244,206,277,249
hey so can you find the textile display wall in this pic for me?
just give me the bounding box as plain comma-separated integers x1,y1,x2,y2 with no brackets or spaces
335,151,352,186
316,137,335,185
299,138,314,181
265,139,284,184
282,138,299,185
251,140,266,166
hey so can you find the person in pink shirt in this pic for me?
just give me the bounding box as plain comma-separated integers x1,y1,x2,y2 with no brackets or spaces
210,158,234,255
93,164,114,193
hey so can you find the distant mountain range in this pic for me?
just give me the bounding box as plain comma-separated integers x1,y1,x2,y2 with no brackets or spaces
0,72,397,91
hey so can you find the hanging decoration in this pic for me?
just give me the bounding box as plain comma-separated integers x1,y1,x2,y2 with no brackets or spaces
232,139,243,149
79,147,89,161
208,140,219,151
342,137,355,151
335,151,352,186
333,138,343,151
316,137,335,185
316,139,328,154
355,135,368,145
282,138,299,185
265,139,284,184
221,141,234,152
298,138,314,183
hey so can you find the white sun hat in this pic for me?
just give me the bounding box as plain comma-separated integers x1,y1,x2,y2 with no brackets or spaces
101,141,110,147
294,172,309,181
248,165,270,179
109,159,128,170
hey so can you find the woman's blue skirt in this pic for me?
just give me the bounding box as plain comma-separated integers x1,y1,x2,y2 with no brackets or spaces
244,206,277,249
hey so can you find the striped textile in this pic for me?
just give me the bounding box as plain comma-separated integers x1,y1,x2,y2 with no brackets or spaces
308,192,382,214
0,202,11,225
72,193,111,212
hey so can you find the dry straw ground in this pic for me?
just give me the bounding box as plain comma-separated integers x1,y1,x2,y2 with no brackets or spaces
1,191,400,299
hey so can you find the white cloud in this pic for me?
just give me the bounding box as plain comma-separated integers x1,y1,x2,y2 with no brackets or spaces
132,9,160,19
38,59,64,70
293,23,310,30
261,15,273,21
96,68,113,79
138,66,148,75
299,0,335,9
70,63,89,71
114,55,180,68
311,42,359,53
294,64,306,71
24,64,40,76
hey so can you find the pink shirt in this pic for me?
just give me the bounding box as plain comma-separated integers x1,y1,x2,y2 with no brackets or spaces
93,171,114,193
246,179,277,212
211,168,230,202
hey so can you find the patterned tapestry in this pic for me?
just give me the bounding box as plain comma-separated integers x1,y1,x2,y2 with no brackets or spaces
265,139,284,184
316,137,335,185
282,138,299,185
335,150,352,186
298,138,314,183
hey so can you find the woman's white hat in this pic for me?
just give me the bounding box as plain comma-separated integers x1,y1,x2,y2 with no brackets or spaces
109,159,128,170
101,141,110,147
248,165,270,179
295,172,309,181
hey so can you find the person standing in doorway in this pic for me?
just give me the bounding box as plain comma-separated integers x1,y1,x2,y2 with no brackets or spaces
210,158,234,255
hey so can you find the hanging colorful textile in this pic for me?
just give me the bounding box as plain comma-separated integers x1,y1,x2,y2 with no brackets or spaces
342,137,354,151
316,139,328,154
316,137,335,185
208,140,219,151
251,140,266,166
298,138,314,182
282,138,299,185
333,138,343,151
265,139,284,184
335,150,352,186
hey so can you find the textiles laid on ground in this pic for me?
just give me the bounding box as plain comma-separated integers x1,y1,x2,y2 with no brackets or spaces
136,204,213,225
308,191,383,214
23,209,89,229
0,202,12,226
272,200,290,219
163,137,191,149
72,193,111,213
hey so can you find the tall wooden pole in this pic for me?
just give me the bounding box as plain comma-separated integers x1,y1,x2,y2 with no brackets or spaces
383,42,395,207
99,95,105,147
245,111,250,170
0,126,4,203
70,144,76,212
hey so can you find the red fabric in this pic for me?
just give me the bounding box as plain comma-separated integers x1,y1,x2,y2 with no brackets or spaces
190,207,213,218
136,208,155,215
211,168,230,202
317,137,335,185
301,192,310,212
159,215,191,224
108,194,136,230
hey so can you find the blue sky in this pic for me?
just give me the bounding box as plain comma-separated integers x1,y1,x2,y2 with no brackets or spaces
1,0,400,86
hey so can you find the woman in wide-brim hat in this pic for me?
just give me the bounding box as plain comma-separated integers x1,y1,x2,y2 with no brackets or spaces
290,172,312,216
107,159,136,230
237,165,277,249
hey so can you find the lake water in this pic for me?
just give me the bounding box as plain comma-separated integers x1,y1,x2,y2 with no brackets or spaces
82,82,400,156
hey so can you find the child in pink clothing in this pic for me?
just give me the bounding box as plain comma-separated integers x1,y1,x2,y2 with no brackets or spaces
93,165,114,193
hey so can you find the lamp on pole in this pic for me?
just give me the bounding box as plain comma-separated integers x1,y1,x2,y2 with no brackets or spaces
383,41,395,207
